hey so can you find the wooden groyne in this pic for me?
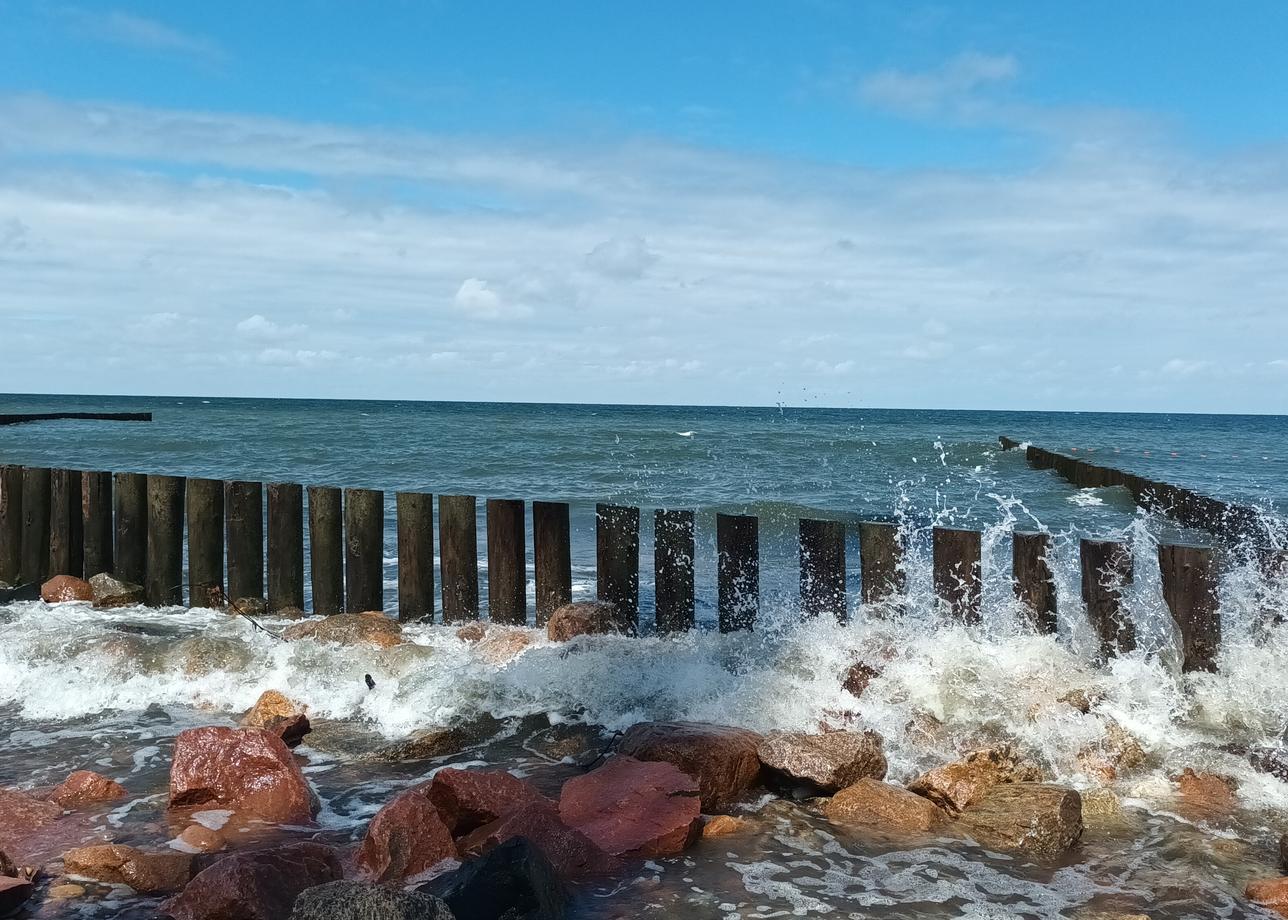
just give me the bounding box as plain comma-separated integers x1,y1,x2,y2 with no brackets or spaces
0,412,152,426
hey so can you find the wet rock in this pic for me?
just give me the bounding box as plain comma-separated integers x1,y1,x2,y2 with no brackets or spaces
160,842,342,920
164,637,254,677
47,883,85,899
48,770,127,808
907,744,1043,816
615,721,763,813
89,573,144,609
41,575,93,603
1174,767,1237,816
291,881,453,920
192,584,226,608
168,726,319,825
824,778,950,834
1281,832,1288,871
419,837,569,920
139,703,174,724
1081,788,1122,819
526,722,608,766
559,756,701,858
1249,745,1288,782
229,596,268,617
63,844,195,893
546,601,623,642
364,714,504,763
1247,877,1288,918
0,876,33,915
958,782,1083,857
1077,719,1147,782
702,814,751,837
174,825,223,854
0,788,63,858
357,787,457,883
239,690,311,748
1058,688,1098,713
757,729,887,793
282,611,403,648
457,801,618,880
274,606,306,620
426,768,551,836
841,662,881,699
456,623,486,642
476,627,534,665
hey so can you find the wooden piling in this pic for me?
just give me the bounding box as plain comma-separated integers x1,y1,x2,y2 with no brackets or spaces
532,501,571,626
225,481,264,604
0,465,21,586
20,467,50,587
1159,543,1220,672
596,503,640,634
1013,530,1057,634
858,521,904,606
81,471,113,578
145,475,185,606
396,492,434,623
717,513,759,632
307,486,343,615
439,495,479,623
187,478,224,608
48,469,83,578
933,527,982,624
654,508,695,633
800,518,846,622
486,498,526,626
344,488,384,614
1080,538,1135,658
113,472,146,586
267,483,305,614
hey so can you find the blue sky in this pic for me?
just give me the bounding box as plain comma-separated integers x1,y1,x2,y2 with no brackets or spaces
1,2,1287,411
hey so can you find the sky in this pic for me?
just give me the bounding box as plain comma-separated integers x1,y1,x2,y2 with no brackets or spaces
1,2,1287,413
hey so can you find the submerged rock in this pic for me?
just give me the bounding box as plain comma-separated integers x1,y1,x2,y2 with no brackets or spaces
702,815,752,837
364,714,504,763
559,755,701,858
546,601,624,642
615,721,763,813
475,627,534,665
282,611,403,648
420,837,569,920
1174,767,1238,816
174,824,223,854
164,637,254,677
1247,877,1288,918
168,726,318,825
357,787,457,883
457,801,618,880
0,876,33,916
160,842,342,920
958,782,1083,857
825,778,950,834
525,722,609,766
426,767,551,836
239,690,311,748
0,788,63,859
48,770,127,808
291,881,453,920
89,573,144,609
63,844,195,892
757,730,887,793
907,744,1043,816
1077,719,1147,782
41,575,93,603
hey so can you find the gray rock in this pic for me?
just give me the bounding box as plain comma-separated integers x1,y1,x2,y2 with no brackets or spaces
757,730,887,793
290,881,453,920
89,572,144,609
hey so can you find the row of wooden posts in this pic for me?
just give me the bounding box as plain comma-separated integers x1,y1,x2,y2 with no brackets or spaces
0,464,1220,670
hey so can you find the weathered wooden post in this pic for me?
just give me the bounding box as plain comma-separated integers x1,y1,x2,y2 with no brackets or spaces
858,521,904,605
1013,530,1057,634
596,503,639,634
0,465,21,586
225,481,264,605
396,492,434,623
486,498,526,626
532,500,571,626
654,508,695,633
267,483,305,614
145,475,185,606
800,518,846,622
113,472,146,586
49,469,83,578
81,471,113,578
21,467,51,587
308,486,343,615
933,527,982,624
717,513,759,632
1080,538,1135,658
439,495,479,623
344,488,383,613
187,478,224,607
1159,543,1220,672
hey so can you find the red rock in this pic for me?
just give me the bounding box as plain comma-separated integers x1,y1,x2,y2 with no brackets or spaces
356,788,457,882
41,575,94,603
546,601,624,642
0,876,32,915
175,825,224,854
168,727,318,825
426,768,551,836
458,802,618,880
615,721,763,813
49,770,128,808
825,778,949,833
1175,767,1238,816
1248,877,1288,918
0,788,63,858
842,662,881,698
63,844,195,892
559,756,700,858
159,842,342,920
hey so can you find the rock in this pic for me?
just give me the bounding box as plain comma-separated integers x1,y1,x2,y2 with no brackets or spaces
174,825,223,854
702,815,751,837
0,876,32,915
1174,767,1237,815
1081,788,1122,818
41,575,94,603
559,756,701,858
456,623,486,642
426,768,551,836
357,788,457,883
89,573,145,608
165,637,255,677
1058,689,1097,713
841,662,881,698
229,596,268,617
420,837,569,920
365,714,504,763
275,606,307,620
1250,746,1288,782
757,730,887,793
282,611,403,648
1077,720,1147,782
168,726,318,825
48,770,128,808
907,744,1043,816
63,844,195,892
526,722,608,765
958,782,1083,857
1247,877,1288,918
1281,832,1288,871
546,601,623,642
0,787,63,858
239,690,311,748
615,721,763,813
47,883,85,899
290,881,453,920
476,628,534,665
160,842,342,920
457,801,618,880
825,778,950,834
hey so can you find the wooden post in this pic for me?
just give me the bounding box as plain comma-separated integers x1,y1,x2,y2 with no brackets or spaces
0,465,21,586
396,492,435,623
596,503,639,634
81,471,113,578
1013,530,1057,634
145,475,185,606
800,518,846,622
113,472,146,586
187,478,224,608
225,481,264,604
439,494,479,623
20,467,50,587
344,488,384,613
1080,538,1135,658
267,483,305,614
1159,543,1220,672
858,521,904,605
486,498,526,626
308,486,343,615
654,508,695,633
717,513,759,632
49,469,83,578
533,501,571,626
933,527,982,624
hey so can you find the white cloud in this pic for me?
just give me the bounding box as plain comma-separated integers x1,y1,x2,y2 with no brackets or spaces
858,52,1019,119
236,314,306,339
256,348,337,368
1160,358,1210,377
585,235,658,279
453,278,532,320
60,9,224,63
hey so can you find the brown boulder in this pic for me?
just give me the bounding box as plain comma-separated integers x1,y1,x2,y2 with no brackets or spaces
356,787,457,882
456,623,487,642
426,768,551,835
239,690,311,748
0,788,63,858
458,801,618,880
1077,720,1146,782
41,575,93,603
1174,767,1237,816
160,842,342,920
757,730,887,793
364,714,504,763
175,825,224,854
49,770,128,808
168,727,318,825
0,877,32,916
229,596,268,616
615,721,763,813
89,572,145,609
63,844,195,892
1249,877,1288,918
547,601,623,642
825,778,950,834
907,744,1042,816
476,628,534,665
282,611,403,648
842,662,881,698
702,815,751,837
559,756,701,858
958,782,1083,857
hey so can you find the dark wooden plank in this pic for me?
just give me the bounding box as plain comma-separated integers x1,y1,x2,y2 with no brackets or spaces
344,488,384,613
858,521,904,606
225,481,264,604
1159,543,1220,672
439,494,479,623
1013,530,1057,634
187,478,225,608
307,486,343,615
1081,538,1135,659
800,518,846,623
81,471,113,579
0,465,22,586
596,503,640,634
933,527,982,624
654,508,695,633
145,475,185,606
486,498,526,625
113,472,146,586
49,468,83,578
532,500,571,626
267,482,305,614
717,513,759,632
20,467,51,586
396,492,435,623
